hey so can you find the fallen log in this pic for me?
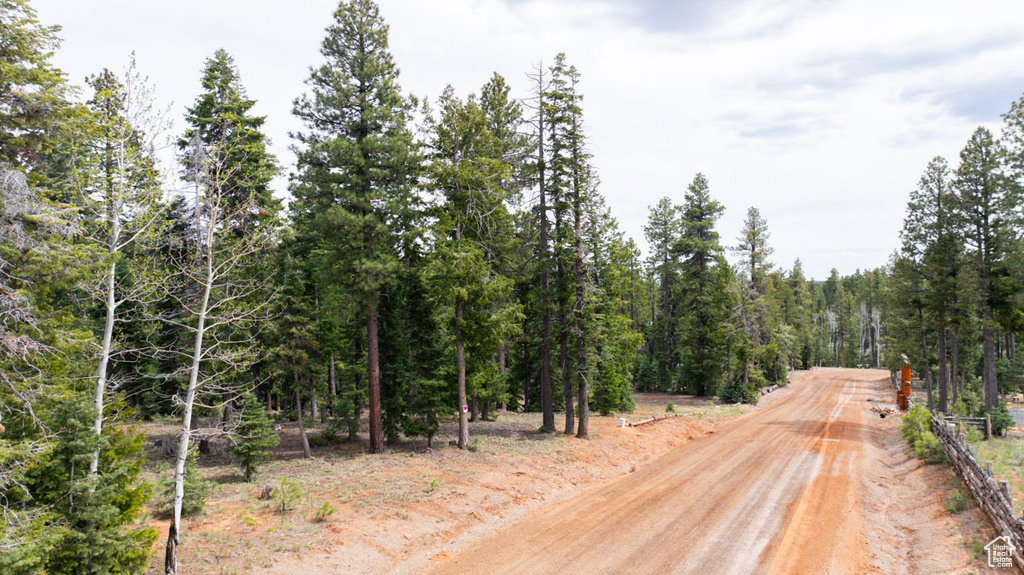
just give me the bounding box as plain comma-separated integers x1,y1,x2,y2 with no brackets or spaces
626,413,680,428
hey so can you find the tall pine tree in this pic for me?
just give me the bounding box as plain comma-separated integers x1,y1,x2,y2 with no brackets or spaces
290,0,418,453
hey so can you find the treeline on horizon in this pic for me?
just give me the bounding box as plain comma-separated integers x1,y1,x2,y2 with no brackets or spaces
2,0,1022,572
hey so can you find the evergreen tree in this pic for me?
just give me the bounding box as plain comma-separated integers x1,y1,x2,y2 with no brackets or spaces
732,206,774,391
953,127,1017,410
290,0,418,454
425,86,522,448
545,53,595,437
643,196,682,391
585,196,642,415
24,396,155,575
0,0,72,170
228,392,279,481
899,156,960,410
675,173,731,396
178,49,281,236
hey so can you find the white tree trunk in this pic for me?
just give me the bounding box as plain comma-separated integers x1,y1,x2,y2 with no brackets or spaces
89,258,117,477
167,236,213,573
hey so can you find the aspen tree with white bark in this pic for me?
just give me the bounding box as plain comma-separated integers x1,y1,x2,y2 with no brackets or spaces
162,111,277,575
72,58,167,479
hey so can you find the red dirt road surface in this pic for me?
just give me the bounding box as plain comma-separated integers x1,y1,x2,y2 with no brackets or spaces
420,369,958,575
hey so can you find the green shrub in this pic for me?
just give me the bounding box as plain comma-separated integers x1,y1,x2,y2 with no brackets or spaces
720,380,757,405
277,477,302,513
956,388,984,417
158,450,210,518
914,431,946,463
943,489,970,514
424,478,440,494
901,403,931,446
902,403,946,462
962,422,983,443
313,501,335,522
991,401,1015,437
228,393,280,482
665,403,676,413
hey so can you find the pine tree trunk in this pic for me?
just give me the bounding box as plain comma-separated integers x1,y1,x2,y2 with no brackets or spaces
522,338,530,413
920,310,932,410
938,327,949,412
984,326,998,410
470,389,479,422
329,354,337,404
367,289,384,453
574,171,587,439
296,383,311,459
561,323,573,435
951,330,960,405
537,73,554,433
725,336,732,386
497,344,507,413
456,300,469,449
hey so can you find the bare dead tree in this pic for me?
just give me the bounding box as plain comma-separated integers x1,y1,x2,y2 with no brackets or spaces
72,56,170,478
161,145,275,575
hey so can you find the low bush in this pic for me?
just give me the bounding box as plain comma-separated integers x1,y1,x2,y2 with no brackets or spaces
991,401,1015,437
943,489,970,514
277,477,303,513
902,403,945,463
313,501,335,522
914,431,946,463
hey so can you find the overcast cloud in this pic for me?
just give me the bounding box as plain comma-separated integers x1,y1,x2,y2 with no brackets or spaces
34,0,1024,279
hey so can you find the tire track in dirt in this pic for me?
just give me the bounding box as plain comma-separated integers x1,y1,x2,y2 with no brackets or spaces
419,369,887,575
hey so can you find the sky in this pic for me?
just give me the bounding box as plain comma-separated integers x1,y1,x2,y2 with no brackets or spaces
33,0,1024,280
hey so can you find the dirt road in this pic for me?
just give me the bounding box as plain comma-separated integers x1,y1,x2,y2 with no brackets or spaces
421,369,912,575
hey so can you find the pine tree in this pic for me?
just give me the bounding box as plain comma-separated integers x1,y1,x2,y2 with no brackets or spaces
228,392,279,481
178,49,281,236
953,127,1017,410
544,53,596,437
0,166,97,570
732,206,774,392
0,0,72,170
675,174,731,396
425,86,521,448
585,196,642,415
524,61,555,432
267,251,319,459
290,0,418,454
26,396,156,575
899,156,960,411
643,197,683,391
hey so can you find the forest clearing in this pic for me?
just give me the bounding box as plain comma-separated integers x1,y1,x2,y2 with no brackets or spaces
138,392,738,573
140,369,1005,574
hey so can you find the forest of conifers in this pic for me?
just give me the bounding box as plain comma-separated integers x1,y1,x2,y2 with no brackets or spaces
3,0,1024,573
